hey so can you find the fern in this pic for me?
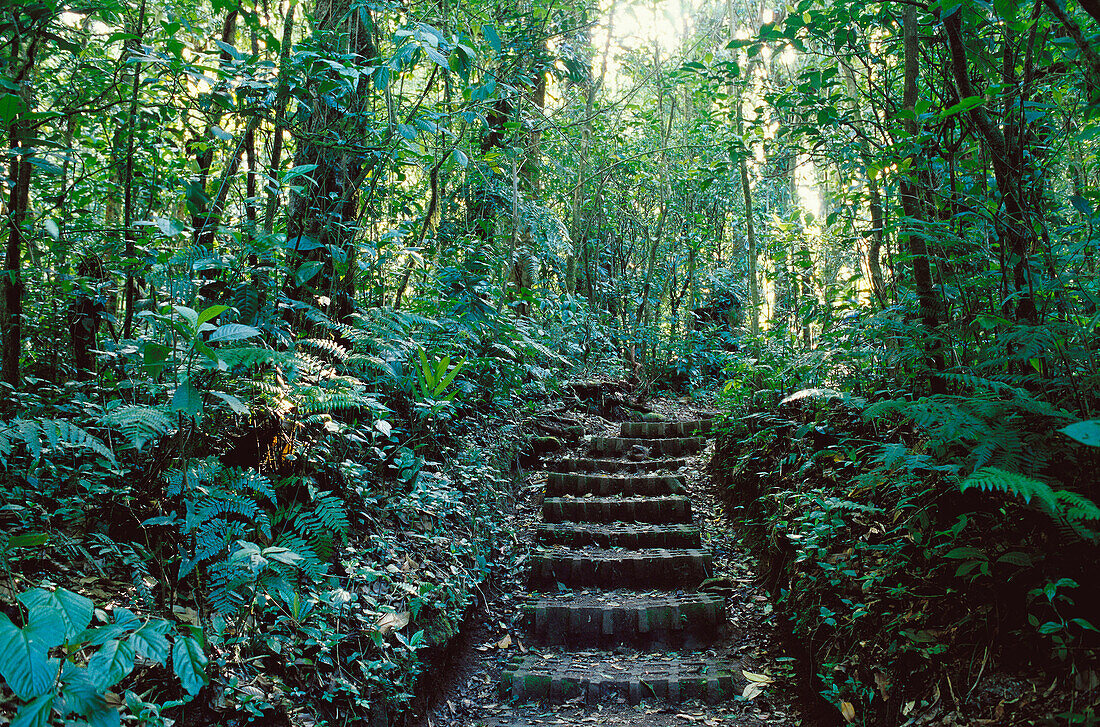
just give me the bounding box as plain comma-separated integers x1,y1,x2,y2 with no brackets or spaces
962,467,1057,507
221,468,276,506
88,533,155,605
220,346,301,374
276,489,350,562
1056,490,1100,522
271,533,325,578
299,337,349,361
100,405,176,450
0,418,117,465
294,385,382,415
962,467,1100,541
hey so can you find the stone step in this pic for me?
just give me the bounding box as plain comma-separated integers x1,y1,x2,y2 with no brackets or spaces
528,547,712,590
545,472,686,497
500,651,738,704
620,419,715,439
588,436,707,457
534,522,701,549
542,496,692,524
554,457,689,473
521,590,726,648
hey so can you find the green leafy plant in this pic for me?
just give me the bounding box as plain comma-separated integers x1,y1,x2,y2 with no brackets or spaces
0,586,207,726
414,347,465,418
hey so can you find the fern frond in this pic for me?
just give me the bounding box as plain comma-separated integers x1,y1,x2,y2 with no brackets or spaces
100,405,176,450
221,347,300,372
299,338,349,361
961,467,1058,509
1055,490,1100,522
0,418,117,464
222,468,276,505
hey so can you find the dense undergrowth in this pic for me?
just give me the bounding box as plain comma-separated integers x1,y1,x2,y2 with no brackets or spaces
0,268,736,727
711,317,1100,725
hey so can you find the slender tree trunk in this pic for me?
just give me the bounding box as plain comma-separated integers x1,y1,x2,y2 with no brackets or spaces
738,105,760,339
636,52,673,334
942,10,1037,324
729,0,759,339
263,3,298,236
2,12,43,386
901,4,945,389
841,62,887,307
121,0,147,338
3,120,30,386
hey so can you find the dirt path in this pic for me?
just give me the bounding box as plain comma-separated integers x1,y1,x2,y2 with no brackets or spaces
412,405,808,727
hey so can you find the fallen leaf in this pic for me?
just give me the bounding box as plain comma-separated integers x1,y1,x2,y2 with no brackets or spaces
742,670,774,684
497,633,512,649
841,701,856,722
875,671,890,700
375,610,410,635
742,682,765,700
171,605,200,625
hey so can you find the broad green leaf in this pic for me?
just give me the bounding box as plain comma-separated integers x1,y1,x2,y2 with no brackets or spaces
942,96,984,117
1069,195,1093,217
424,46,449,69
111,607,141,632
482,24,501,53
210,390,249,415
208,323,261,343
172,379,203,416
295,260,325,285
993,0,1018,21
25,603,67,647
19,588,93,641
172,634,209,695
0,612,54,699
8,533,48,548
435,356,465,395
12,692,53,727
284,164,318,180
128,620,171,663
1059,420,1100,447
0,93,26,125
153,217,186,237
286,235,323,251
60,663,118,727
87,639,135,690
997,551,1033,567
172,305,199,331
193,340,222,366
945,547,986,560
263,546,304,566
143,343,169,377
196,304,229,326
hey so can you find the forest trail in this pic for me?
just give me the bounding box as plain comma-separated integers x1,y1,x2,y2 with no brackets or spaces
419,408,803,727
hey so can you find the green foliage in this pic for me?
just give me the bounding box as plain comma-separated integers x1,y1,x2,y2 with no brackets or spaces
0,418,116,466
0,587,205,726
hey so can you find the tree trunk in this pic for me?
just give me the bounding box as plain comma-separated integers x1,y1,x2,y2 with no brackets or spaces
841,62,887,308
121,0,147,338
901,4,946,389
286,0,376,324
2,9,43,387
942,9,1038,324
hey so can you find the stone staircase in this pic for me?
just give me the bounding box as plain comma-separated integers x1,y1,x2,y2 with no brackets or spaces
501,418,740,705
